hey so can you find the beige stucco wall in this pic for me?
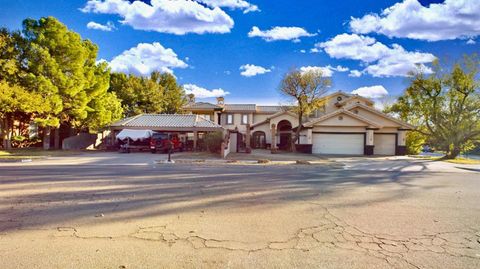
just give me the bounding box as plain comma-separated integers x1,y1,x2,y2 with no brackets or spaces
317,113,370,127
349,107,401,128
222,113,253,133
312,126,367,133
252,114,271,124
324,93,349,113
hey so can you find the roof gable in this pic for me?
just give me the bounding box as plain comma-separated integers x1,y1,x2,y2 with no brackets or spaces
346,103,413,129
304,109,381,128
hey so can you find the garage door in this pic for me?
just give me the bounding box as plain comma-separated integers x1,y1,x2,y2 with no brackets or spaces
312,133,364,155
374,134,396,155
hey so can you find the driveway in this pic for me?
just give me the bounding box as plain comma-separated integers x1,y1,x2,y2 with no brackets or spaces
0,155,479,268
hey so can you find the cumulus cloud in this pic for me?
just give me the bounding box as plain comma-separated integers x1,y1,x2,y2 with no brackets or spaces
108,42,188,76
198,0,259,13
299,65,349,77
349,0,480,41
239,64,271,77
86,21,115,31
351,85,389,99
348,70,362,77
466,39,476,45
316,33,436,77
248,26,316,42
81,0,234,35
184,84,229,98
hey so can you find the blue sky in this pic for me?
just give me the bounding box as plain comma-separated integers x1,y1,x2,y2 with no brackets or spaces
0,0,479,104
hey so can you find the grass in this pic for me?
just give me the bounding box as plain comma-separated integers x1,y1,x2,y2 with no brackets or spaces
409,155,480,164
0,148,85,160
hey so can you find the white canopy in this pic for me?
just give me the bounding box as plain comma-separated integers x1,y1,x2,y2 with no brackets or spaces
116,129,153,141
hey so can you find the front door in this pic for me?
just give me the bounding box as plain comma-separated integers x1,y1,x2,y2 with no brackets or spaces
279,133,291,151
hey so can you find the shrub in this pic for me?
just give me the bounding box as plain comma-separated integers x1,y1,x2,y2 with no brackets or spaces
204,131,224,153
406,131,426,155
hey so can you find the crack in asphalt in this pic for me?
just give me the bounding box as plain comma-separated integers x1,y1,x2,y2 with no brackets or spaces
47,207,480,269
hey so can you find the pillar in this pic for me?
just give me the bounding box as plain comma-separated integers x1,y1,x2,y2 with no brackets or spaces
245,124,251,153
364,129,374,155
306,129,313,144
396,130,407,155
53,127,60,149
271,124,277,154
193,131,198,152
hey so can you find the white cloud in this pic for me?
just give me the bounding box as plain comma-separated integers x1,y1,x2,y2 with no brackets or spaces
81,0,234,35
349,0,480,42
317,33,436,77
299,49,306,53
248,26,316,42
87,21,116,31
108,42,188,76
467,39,476,45
299,65,349,77
239,64,271,77
351,85,389,99
197,0,259,13
348,70,362,77
184,84,229,98
310,47,320,53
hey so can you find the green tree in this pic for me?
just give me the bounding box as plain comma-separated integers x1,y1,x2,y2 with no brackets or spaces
0,29,53,149
20,17,117,148
279,69,331,152
388,56,480,159
109,71,185,116
153,72,186,114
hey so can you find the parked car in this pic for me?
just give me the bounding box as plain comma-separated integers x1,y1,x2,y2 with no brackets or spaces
150,133,183,153
422,145,434,153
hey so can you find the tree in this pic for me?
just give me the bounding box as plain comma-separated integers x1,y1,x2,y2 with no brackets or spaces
109,71,185,116
153,72,186,114
20,17,114,148
279,69,331,151
0,29,53,149
388,56,480,159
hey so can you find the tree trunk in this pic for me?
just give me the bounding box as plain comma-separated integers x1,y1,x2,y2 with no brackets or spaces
291,114,303,153
43,126,51,150
1,117,12,150
53,127,60,149
444,146,461,159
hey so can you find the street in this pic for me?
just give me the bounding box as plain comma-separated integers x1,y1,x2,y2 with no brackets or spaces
0,157,479,268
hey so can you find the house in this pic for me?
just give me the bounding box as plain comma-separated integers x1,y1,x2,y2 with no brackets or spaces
183,92,412,155
109,114,223,150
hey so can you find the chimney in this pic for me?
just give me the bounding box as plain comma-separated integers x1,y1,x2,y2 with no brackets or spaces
216,96,225,107
187,94,195,104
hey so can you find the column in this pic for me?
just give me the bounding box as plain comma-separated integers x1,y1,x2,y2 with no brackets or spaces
365,129,374,155
271,124,277,154
245,124,251,153
307,129,313,144
396,130,407,155
43,126,51,150
193,131,198,152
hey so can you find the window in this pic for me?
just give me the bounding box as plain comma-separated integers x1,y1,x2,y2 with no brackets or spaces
203,114,211,121
227,114,234,124
241,114,248,125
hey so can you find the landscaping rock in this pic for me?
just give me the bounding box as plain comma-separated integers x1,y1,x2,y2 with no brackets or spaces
257,159,270,164
296,160,311,165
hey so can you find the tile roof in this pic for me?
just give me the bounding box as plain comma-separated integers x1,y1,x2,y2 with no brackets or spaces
256,106,284,113
111,114,222,130
183,102,222,110
224,104,256,112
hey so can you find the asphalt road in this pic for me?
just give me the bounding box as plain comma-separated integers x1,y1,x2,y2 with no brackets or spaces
0,159,479,268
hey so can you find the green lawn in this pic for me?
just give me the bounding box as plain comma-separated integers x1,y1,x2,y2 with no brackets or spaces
409,155,480,165
0,148,85,159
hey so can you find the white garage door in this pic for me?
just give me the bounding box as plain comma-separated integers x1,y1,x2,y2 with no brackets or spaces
374,134,396,155
312,133,364,155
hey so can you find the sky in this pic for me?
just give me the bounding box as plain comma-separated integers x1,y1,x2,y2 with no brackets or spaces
0,0,479,105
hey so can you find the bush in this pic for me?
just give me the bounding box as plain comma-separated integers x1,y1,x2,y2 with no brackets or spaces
406,131,426,155
204,131,224,153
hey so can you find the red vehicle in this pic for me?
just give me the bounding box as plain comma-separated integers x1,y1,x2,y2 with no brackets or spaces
150,133,183,153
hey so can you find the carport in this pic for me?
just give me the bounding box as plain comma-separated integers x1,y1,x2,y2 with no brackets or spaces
109,114,224,151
